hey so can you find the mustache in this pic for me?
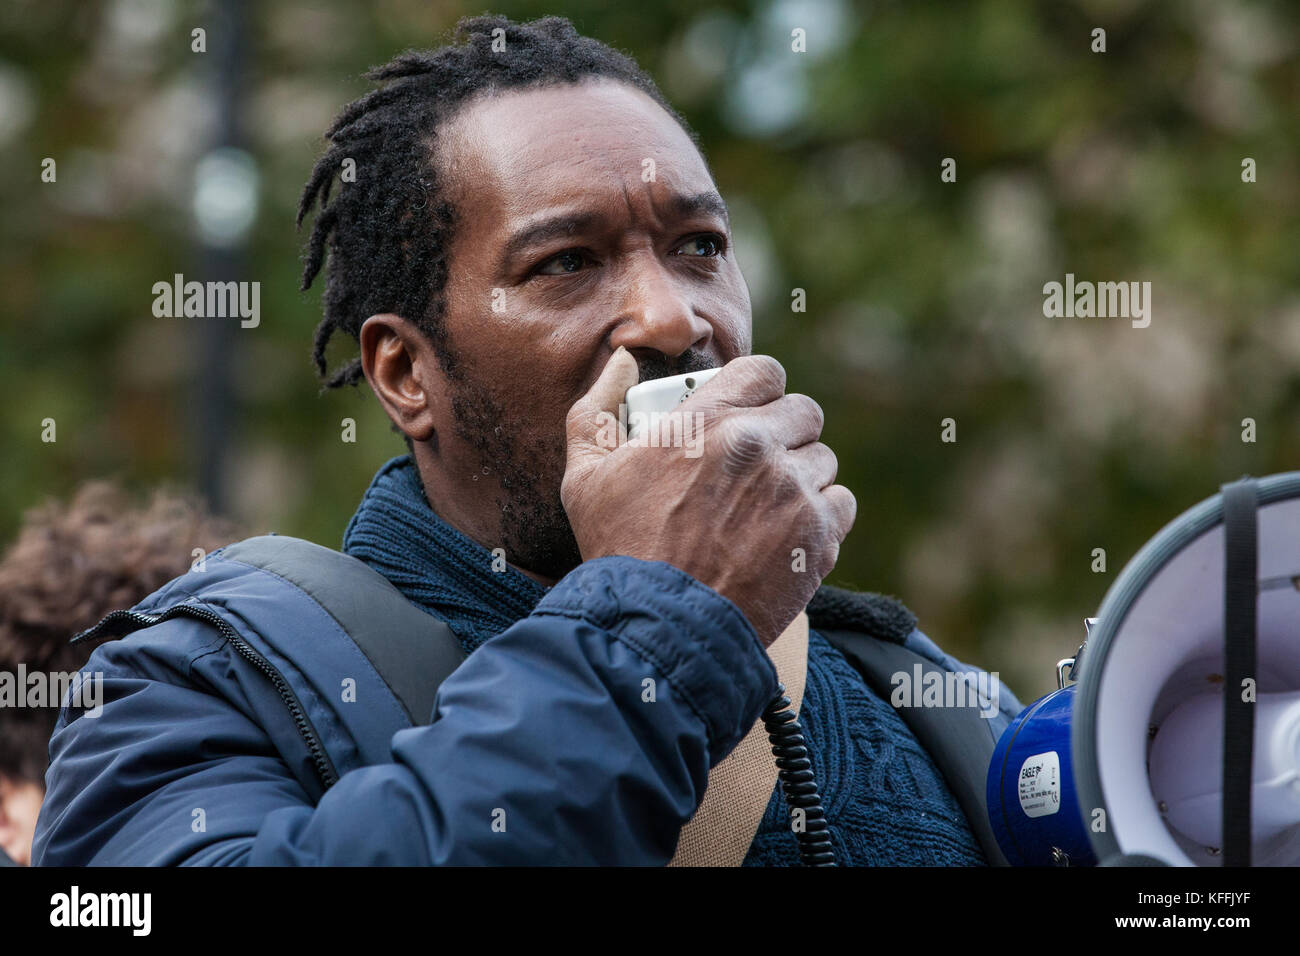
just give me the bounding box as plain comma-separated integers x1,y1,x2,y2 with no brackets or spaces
635,349,718,384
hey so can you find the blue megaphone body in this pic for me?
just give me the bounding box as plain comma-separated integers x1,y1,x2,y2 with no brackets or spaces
985,636,1096,867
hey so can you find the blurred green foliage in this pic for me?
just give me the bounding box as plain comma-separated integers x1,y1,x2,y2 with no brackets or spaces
1,0,1296,700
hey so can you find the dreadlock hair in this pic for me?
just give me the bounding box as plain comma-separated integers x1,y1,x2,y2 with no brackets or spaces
297,14,703,390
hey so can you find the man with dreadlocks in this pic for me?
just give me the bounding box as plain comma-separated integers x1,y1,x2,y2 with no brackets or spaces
35,15,1021,866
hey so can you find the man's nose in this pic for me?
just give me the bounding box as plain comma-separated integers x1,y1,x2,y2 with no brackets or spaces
607,257,713,358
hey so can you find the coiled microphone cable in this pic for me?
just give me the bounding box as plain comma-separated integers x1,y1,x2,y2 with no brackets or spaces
762,683,835,866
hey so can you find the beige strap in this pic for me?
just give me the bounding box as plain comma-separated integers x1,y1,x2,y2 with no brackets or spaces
668,611,810,867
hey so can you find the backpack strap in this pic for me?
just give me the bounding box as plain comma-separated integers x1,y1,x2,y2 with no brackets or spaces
820,628,1011,866
219,536,464,725
669,611,809,867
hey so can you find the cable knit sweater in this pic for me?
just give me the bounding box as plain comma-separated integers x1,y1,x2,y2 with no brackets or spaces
343,455,985,866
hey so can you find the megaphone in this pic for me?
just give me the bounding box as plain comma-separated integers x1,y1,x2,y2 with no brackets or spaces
987,473,1300,866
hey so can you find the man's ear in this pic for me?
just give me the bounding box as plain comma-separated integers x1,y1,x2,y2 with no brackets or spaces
358,313,445,443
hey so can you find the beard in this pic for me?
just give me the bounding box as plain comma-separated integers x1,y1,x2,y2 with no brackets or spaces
446,348,718,581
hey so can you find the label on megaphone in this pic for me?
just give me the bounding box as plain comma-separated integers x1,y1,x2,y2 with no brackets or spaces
1018,751,1062,819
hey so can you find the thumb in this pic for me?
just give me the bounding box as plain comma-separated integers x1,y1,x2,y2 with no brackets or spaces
565,346,639,465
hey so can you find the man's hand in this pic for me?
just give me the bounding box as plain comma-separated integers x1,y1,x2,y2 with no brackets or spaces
562,347,856,648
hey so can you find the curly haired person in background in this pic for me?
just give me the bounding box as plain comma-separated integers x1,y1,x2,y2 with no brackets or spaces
0,482,236,865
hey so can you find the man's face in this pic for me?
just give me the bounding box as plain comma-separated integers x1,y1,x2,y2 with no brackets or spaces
424,78,753,579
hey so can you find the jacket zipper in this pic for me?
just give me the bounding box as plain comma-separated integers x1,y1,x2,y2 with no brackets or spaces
78,605,340,791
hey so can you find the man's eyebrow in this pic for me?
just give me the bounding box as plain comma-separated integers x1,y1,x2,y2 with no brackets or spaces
500,212,602,269
672,190,730,226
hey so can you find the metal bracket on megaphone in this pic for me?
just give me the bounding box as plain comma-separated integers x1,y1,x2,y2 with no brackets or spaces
1055,619,1093,690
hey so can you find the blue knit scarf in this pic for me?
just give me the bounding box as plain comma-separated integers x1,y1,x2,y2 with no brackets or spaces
343,454,986,866
343,455,548,655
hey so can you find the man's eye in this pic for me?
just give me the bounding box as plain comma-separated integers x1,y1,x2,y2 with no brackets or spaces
535,250,587,276
675,234,726,257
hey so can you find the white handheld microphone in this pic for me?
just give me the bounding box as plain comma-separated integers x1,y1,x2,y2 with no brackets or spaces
623,367,721,440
